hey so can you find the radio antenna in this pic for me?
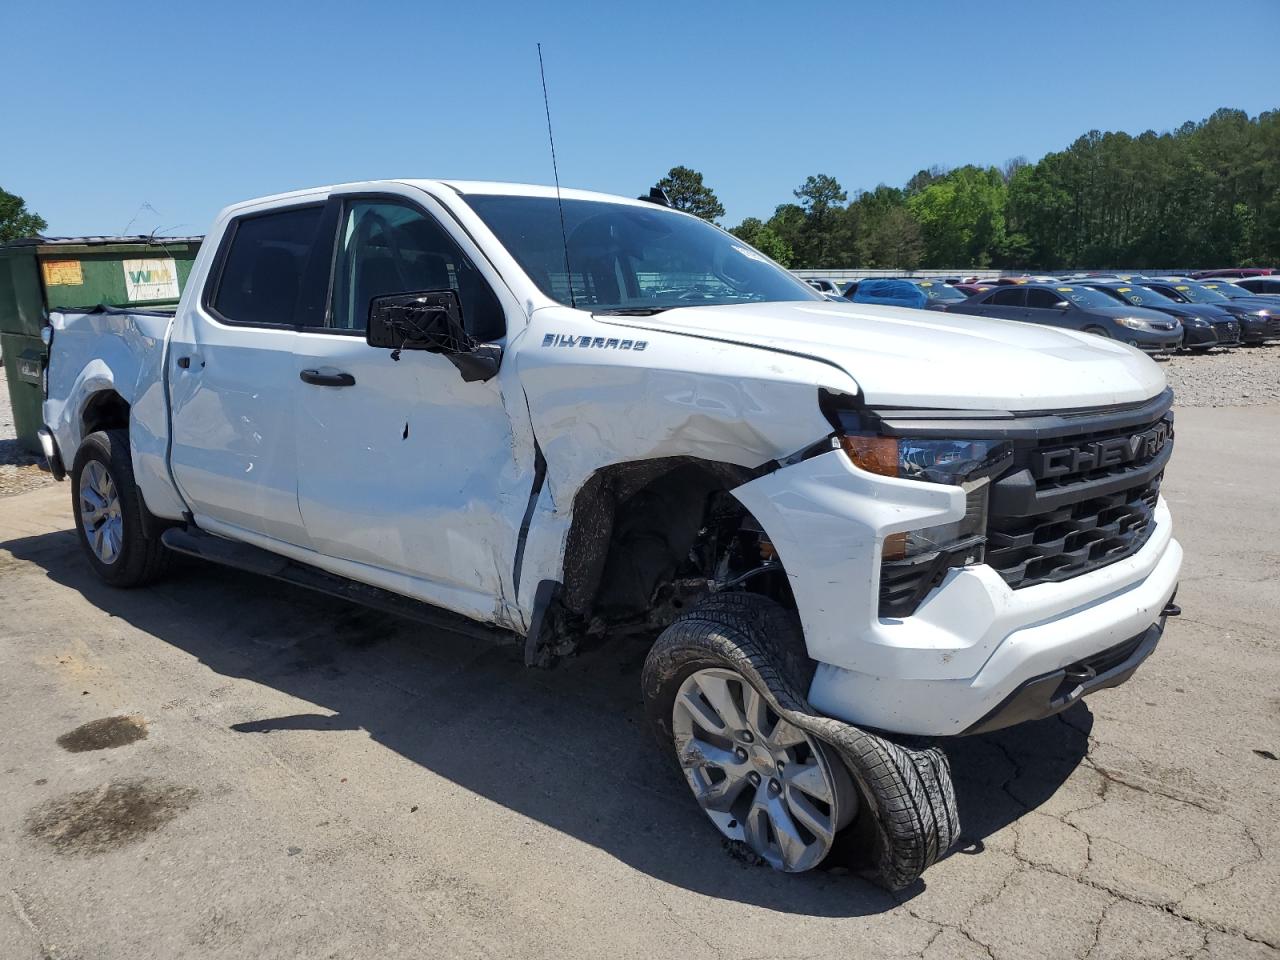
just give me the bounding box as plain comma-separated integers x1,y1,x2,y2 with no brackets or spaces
537,42,576,308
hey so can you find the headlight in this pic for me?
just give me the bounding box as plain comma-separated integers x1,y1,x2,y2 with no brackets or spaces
841,436,1004,483
841,435,1010,616
1115,316,1155,330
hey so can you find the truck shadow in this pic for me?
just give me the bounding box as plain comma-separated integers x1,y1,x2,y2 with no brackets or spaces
4,528,1089,917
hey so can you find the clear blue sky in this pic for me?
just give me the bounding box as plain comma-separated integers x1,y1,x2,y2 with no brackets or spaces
2,0,1275,237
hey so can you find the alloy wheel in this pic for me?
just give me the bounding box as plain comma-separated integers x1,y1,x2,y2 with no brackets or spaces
671,667,855,871
80,460,123,565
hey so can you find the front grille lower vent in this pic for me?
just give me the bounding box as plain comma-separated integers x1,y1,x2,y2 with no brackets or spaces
986,476,1160,589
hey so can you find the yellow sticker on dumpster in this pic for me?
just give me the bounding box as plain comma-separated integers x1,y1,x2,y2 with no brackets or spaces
41,260,84,286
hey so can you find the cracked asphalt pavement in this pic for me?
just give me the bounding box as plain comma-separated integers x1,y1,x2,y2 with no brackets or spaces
1,405,1277,959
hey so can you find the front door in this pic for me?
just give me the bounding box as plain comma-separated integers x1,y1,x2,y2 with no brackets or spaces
1023,287,1075,330
291,193,535,626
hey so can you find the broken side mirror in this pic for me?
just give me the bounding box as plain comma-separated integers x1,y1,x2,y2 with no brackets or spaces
366,290,502,382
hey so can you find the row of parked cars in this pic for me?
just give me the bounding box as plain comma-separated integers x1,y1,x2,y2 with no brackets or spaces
805,269,1280,354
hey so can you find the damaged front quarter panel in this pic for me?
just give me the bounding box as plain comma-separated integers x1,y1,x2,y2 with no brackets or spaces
510,306,859,617
516,307,855,497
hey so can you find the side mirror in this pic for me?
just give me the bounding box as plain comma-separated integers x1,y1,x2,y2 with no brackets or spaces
1054,301,1070,310
366,290,501,382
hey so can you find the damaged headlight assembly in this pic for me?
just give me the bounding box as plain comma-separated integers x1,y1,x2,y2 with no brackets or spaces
840,433,1011,618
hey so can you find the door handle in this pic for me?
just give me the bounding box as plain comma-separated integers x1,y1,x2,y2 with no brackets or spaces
299,369,356,387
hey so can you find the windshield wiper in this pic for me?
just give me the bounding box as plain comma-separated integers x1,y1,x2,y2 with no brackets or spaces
593,307,672,316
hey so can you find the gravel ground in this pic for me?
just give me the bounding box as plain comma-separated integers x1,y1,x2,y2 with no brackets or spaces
0,365,58,499
1162,342,1280,407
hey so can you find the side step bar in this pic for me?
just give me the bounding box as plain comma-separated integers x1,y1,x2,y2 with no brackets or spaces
160,526,513,646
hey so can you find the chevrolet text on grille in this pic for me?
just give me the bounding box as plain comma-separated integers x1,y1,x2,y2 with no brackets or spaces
1032,421,1172,479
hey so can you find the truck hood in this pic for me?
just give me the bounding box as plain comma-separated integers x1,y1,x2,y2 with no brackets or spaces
600,300,1166,411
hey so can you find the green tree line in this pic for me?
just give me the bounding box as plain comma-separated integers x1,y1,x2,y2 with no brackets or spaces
670,108,1279,270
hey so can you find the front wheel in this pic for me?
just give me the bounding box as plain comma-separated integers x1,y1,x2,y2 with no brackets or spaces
667,664,855,872
71,429,171,587
642,592,959,888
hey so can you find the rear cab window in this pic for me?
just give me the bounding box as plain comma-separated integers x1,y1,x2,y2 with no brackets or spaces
208,205,331,327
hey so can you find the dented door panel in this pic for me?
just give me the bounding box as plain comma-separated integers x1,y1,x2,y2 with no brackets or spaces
291,330,535,627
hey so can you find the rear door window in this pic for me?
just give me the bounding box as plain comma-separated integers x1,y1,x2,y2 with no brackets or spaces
210,206,327,327
989,288,1025,306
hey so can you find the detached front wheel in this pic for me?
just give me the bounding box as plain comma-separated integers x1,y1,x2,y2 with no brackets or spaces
642,592,959,889
669,665,855,872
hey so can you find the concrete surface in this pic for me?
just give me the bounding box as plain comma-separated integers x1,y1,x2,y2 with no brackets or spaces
1,405,1277,960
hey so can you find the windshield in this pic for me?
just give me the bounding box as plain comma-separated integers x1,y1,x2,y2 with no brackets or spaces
1198,281,1250,299
1164,281,1229,304
463,195,820,313
913,280,966,302
1052,285,1117,309
1108,284,1179,307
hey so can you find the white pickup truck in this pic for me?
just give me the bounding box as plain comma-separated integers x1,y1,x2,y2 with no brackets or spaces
39,179,1182,888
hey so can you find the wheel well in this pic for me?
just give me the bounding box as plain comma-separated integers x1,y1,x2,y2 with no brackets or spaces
81,390,130,438
560,456,792,629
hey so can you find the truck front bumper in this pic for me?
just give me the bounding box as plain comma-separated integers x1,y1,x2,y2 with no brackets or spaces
961,615,1166,735
732,448,1182,737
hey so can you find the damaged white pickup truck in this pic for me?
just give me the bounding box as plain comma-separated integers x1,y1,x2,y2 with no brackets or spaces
40,180,1182,888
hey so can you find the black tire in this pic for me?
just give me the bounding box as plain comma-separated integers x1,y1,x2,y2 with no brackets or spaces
71,429,171,587
641,591,958,890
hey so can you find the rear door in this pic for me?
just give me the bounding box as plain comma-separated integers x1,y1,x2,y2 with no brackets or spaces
978,286,1027,321
168,200,336,545
290,189,536,626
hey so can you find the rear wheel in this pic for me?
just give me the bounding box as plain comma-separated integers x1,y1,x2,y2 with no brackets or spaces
71,430,171,587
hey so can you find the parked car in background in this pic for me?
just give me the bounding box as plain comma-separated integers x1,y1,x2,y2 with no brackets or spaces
804,278,844,295
948,282,1182,353
951,282,995,297
1233,276,1280,296
1140,278,1280,344
1190,268,1275,280
848,278,967,311
1194,279,1280,313
1077,280,1239,351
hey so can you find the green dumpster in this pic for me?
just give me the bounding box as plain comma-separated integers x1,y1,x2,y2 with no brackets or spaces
2,332,45,454
0,235,202,453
